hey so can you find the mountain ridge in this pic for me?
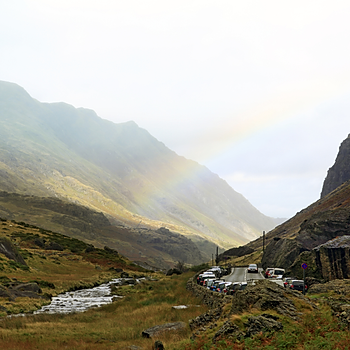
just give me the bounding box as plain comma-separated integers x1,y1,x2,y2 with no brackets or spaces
0,80,277,260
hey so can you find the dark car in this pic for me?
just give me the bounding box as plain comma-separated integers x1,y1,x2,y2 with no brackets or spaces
283,277,295,288
226,282,247,295
289,280,307,292
247,264,258,273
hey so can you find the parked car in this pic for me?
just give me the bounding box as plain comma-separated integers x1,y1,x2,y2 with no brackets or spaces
289,280,307,292
270,268,285,279
225,282,247,295
247,264,258,273
197,272,216,284
205,279,216,289
217,282,232,293
264,268,273,278
199,274,216,286
283,277,295,288
211,280,225,291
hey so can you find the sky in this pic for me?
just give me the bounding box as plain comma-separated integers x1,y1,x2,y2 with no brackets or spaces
1,1,350,218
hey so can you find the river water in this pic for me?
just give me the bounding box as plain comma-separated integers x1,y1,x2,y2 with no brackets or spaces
33,278,125,315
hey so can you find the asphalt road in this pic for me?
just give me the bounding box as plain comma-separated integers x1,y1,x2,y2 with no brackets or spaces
224,267,264,283
224,267,284,286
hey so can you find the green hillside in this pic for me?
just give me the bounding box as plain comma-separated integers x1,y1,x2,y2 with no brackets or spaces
0,81,277,263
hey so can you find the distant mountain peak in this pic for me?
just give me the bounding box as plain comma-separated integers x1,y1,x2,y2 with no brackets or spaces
321,134,350,198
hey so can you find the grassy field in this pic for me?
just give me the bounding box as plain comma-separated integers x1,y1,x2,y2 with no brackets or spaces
1,218,350,349
0,272,207,350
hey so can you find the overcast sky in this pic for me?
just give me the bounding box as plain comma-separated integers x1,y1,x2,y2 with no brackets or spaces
2,1,350,218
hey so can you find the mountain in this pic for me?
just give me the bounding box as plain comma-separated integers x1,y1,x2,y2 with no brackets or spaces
222,131,350,281
0,80,277,264
0,191,207,270
321,134,350,198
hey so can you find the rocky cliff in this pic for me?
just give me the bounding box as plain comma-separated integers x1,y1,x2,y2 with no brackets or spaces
239,172,350,280
321,134,350,198
289,236,350,281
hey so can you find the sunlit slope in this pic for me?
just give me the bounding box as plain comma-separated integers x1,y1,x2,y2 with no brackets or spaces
0,81,276,247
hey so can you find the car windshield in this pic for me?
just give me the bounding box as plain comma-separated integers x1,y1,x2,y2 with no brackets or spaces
274,270,284,275
293,281,304,285
249,264,257,268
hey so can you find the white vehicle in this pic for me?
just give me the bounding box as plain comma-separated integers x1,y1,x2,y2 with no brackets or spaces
270,268,285,279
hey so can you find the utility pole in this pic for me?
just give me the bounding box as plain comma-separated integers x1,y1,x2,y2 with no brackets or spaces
263,231,265,252
215,246,219,266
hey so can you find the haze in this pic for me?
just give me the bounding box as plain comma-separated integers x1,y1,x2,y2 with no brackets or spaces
2,1,350,218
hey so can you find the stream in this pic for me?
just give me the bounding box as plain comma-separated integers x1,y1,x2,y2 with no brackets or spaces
33,278,126,315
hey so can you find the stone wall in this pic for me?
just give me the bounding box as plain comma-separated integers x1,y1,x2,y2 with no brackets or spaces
186,274,232,310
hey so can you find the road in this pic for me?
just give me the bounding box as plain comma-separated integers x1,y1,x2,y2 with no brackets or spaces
223,267,284,287
224,267,264,283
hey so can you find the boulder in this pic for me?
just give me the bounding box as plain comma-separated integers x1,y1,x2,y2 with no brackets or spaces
153,340,164,350
245,314,283,337
0,237,27,265
212,321,243,343
45,241,64,251
166,268,182,276
189,307,222,331
142,322,186,338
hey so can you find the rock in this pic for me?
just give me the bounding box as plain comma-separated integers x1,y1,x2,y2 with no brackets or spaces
13,282,42,294
0,237,27,265
230,279,313,320
0,282,46,301
172,305,188,309
142,322,186,338
166,268,182,276
309,279,350,295
212,321,243,343
104,246,118,256
189,307,222,331
33,238,46,248
120,279,136,285
321,134,350,198
153,340,164,350
261,237,305,271
245,314,283,337
121,272,129,278
45,241,64,251
85,245,95,253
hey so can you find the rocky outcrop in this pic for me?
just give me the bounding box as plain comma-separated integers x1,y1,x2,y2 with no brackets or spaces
0,282,46,302
314,236,350,280
212,321,243,343
288,236,350,281
230,279,314,320
245,314,283,337
321,134,350,198
261,237,305,270
308,279,350,295
0,237,27,265
262,205,350,274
